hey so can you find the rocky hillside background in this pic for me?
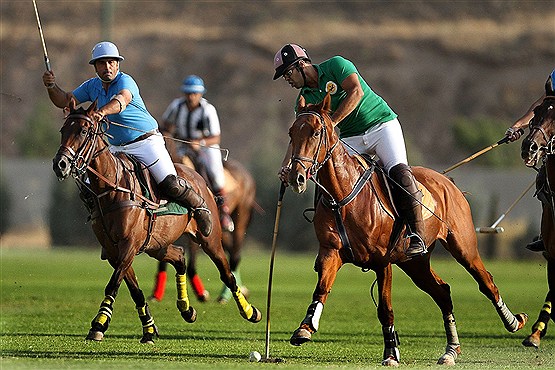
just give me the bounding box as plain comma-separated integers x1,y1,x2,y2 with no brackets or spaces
2,0,554,169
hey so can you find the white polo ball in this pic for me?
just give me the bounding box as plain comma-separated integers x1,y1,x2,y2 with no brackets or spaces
249,351,261,362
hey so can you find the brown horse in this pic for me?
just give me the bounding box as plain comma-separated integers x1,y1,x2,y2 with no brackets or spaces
286,93,527,366
52,100,261,343
520,96,555,348
150,137,257,303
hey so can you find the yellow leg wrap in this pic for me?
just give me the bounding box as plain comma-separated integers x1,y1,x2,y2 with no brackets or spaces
543,301,552,314
94,295,115,326
176,274,190,312
233,287,253,319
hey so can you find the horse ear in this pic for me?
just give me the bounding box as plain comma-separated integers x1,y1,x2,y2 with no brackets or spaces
87,100,98,115
322,92,332,112
68,97,76,112
297,95,306,110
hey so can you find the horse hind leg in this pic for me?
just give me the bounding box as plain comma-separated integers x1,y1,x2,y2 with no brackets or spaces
522,297,552,348
202,239,261,323
445,235,528,332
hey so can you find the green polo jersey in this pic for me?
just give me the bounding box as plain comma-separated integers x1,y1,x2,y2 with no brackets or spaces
297,56,397,138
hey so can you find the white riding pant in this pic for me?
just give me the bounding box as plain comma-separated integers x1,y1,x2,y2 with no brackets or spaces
109,133,177,184
200,145,226,192
340,118,408,174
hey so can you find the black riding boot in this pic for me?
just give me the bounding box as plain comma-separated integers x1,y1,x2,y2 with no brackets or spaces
389,163,427,260
159,174,212,237
526,235,545,252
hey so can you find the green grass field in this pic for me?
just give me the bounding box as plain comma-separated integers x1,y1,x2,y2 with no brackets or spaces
1,247,554,369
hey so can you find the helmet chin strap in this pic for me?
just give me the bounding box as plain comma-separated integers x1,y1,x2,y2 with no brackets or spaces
95,66,119,83
298,65,307,87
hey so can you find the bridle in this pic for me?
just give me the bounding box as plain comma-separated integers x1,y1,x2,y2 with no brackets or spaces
57,112,106,178
290,110,338,179
525,102,555,168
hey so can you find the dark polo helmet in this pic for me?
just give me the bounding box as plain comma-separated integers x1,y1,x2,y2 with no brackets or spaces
273,43,310,80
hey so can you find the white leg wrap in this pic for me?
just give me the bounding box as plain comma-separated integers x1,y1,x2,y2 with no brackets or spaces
302,301,324,332
496,297,519,332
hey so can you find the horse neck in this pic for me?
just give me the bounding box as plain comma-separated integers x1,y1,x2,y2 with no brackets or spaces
87,138,124,192
318,140,368,200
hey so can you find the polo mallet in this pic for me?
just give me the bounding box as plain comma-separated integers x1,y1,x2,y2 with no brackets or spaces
262,182,286,363
442,129,524,174
32,0,51,71
475,179,535,233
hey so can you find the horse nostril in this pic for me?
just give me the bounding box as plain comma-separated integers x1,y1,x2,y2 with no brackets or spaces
296,173,305,186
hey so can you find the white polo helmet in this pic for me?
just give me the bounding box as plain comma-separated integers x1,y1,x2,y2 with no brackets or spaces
89,41,125,64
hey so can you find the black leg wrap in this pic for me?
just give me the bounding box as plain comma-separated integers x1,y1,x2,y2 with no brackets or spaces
382,325,401,362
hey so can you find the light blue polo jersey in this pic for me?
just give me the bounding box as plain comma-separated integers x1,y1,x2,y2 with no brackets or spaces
72,71,158,145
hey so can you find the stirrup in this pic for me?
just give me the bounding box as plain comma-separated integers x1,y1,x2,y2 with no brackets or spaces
404,233,428,260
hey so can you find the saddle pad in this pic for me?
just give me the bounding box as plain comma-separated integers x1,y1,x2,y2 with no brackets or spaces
417,181,436,220
153,201,189,216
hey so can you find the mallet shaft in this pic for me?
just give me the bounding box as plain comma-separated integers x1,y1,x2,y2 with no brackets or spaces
33,0,51,71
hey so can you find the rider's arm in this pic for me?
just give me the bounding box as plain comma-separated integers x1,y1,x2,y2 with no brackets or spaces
330,73,364,127
42,70,77,108
278,142,293,183
506,93,546,141
95,89,132,120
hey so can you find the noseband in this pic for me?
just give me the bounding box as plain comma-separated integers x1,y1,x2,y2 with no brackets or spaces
58,113,105,177
290,111,338,178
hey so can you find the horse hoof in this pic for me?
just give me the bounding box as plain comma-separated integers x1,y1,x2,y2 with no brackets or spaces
140,336,155,344
522,331,541,348
381,357,399,367
437,354,456,366
290,328,312,346
181,306,197,323
248,306,262,323
85,330,104,342
196,290,210,302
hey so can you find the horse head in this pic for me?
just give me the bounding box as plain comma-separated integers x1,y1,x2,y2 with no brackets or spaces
53,99,102,180
521,97,555,168
288,92,337,193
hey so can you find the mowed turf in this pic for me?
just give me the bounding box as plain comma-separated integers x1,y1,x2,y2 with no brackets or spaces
1,247,554,369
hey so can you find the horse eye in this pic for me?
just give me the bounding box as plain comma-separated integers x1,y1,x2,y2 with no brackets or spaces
313,130,321,137
81,129,88,136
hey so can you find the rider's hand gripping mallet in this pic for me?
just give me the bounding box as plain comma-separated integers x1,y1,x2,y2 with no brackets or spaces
261,183,286,363
32,0,51,71
442,129,524,175
475,179,535,233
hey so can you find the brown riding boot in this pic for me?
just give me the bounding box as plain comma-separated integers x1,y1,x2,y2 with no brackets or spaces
160,174,212,237
389,163,427,260
215,189,235,233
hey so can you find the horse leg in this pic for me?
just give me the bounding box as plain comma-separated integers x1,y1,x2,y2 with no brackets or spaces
375,264,401,367
86,245,136,341
187,242,209,302
149,261,168,302
522,292,553,347
200,237,261,323
217,238,246,304
147,243,197,323
446,235,527,332
290,248,342,346
123,266,159,343
399,260,461,365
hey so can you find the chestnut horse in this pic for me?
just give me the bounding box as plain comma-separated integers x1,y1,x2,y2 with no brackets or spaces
286,93,527,366
52,101,261,343
520,96,555,348
150,139,257,303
